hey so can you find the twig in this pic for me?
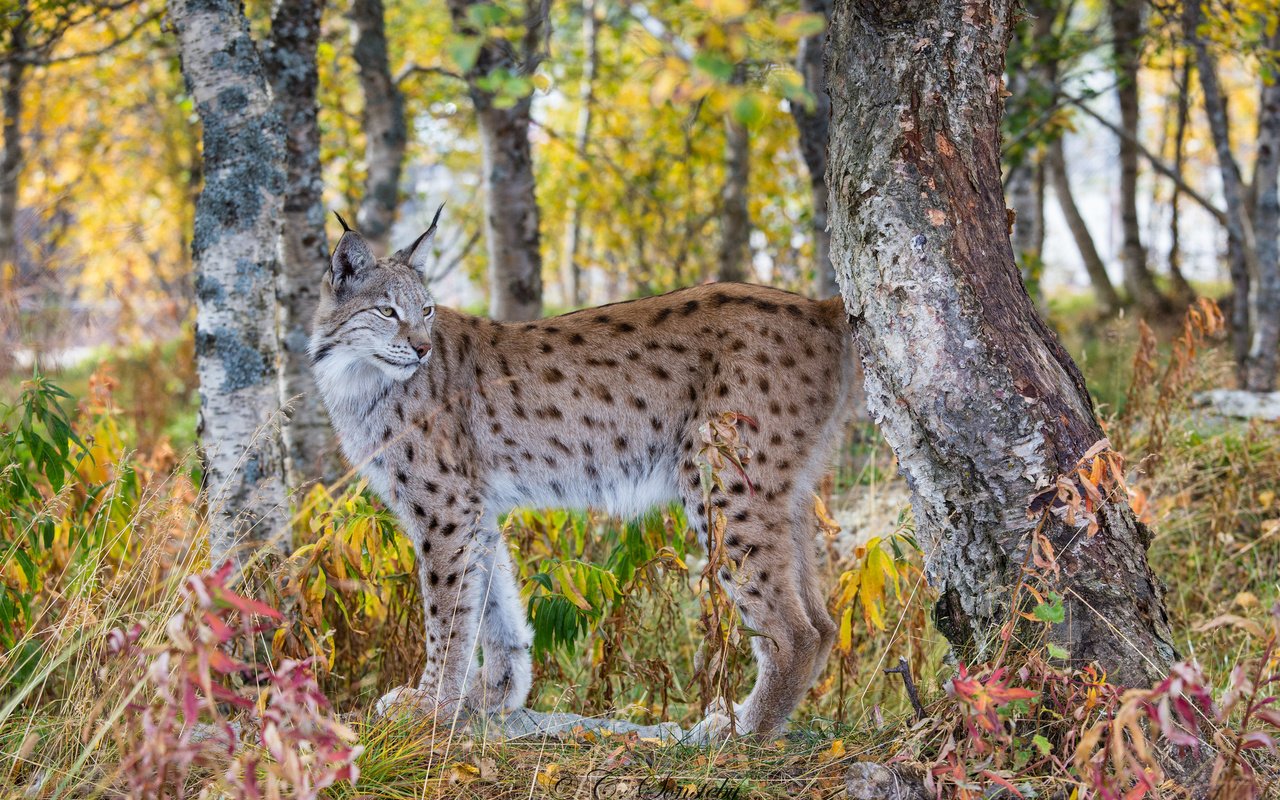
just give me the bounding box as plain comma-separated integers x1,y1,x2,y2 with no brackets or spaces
885,656,925,721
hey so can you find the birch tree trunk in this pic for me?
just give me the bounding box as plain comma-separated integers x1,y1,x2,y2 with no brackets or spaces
1108,0,1167,314
827,0,1176,684
170,0,290,564
349,0,406,256
264,0,335,488
1047,138,1122,315
449,0,545,322
717,80,751,284
1186,0,1257,387
1247,28,1280,392
790,0,835,298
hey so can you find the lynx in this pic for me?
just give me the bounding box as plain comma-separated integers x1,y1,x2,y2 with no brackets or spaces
309,214,857,739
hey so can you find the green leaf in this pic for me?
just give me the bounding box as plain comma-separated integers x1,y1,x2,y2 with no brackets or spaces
449,36,483,72
1046,642,1069,660
692,51,735,82
1032,734,1052,756
1033,592,1065,624
732,92,766,127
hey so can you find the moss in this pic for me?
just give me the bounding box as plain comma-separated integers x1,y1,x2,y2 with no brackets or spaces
195,326,269,392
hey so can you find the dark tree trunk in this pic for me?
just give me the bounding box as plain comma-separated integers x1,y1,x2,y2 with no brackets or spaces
449,0,545,321
826,0,1175,685
790,0,835,297
1186,0,1256,387
717,74,751,284
264,0,336,489
349,0,406,255
0,2,26,272
1004,3,1051,307
1047,138,1122,315
1166,53,1196,305
559,0,600,308
1247,28,1280,392
1108,0,1167,313
170,0,290,563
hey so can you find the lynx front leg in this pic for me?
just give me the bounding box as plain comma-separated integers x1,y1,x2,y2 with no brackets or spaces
378,528,486,721
465,534,533,714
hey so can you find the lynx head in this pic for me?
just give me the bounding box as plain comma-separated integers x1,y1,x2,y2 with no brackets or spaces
309,206,442,392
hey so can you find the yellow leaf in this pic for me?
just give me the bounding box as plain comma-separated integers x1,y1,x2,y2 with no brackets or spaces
827,739,846,760
537,764,561,788
837,606,853,654
450,763,480,784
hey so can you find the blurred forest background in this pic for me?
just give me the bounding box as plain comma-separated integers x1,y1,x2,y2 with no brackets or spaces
0,0,1274,375
1,0,1279,797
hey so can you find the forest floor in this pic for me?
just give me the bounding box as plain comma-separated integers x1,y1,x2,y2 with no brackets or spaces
2,298,1279,798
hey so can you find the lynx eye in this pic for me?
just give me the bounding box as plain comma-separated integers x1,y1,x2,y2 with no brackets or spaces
423,305,435,320
376,306,397,319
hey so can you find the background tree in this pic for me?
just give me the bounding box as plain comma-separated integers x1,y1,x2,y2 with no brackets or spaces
264,0,335,488
448,0,546,321
789,0,834,298
169,0,290,563
1185,0,1280,391
827,0,1176,683
716,65,751,284
557,0,601,309
349,0,405,256
1108,0,1168,313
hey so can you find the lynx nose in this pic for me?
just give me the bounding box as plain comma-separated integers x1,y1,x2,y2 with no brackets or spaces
413,341,431,360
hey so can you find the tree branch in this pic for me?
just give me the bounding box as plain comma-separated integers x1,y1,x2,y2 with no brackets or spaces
1064,93,1227,225
393,62,464,87
27,9,162,66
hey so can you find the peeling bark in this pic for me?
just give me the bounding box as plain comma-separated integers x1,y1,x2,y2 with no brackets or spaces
349,0,406,255
1108,0,1167,313
826,0,1175,684
170,0,290,564
449,0,545,322
264,0,337,489
1047,138,1121,315
789,0,835,298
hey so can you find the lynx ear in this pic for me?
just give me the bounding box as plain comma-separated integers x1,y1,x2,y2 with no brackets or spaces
393,202,445,279
329,226,376,292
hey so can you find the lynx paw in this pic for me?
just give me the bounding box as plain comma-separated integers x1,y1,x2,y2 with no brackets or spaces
685,711,734,744
374,686,465,722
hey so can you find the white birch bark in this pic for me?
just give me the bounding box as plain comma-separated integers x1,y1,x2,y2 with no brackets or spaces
170,0,290,564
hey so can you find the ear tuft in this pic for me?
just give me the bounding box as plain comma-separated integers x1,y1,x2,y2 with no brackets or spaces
333,210,353,233
330,230,375,291
394,202,445,279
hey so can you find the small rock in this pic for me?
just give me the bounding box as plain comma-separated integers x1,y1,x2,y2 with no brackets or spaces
1192,390,1280,421
845,762,927,800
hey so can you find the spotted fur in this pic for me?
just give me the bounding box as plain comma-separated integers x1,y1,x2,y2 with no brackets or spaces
310,223,857,737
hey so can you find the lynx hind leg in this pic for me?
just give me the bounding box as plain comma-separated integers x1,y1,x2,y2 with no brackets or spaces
680,477,823,738
791,495,837,689
466,534,534,715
